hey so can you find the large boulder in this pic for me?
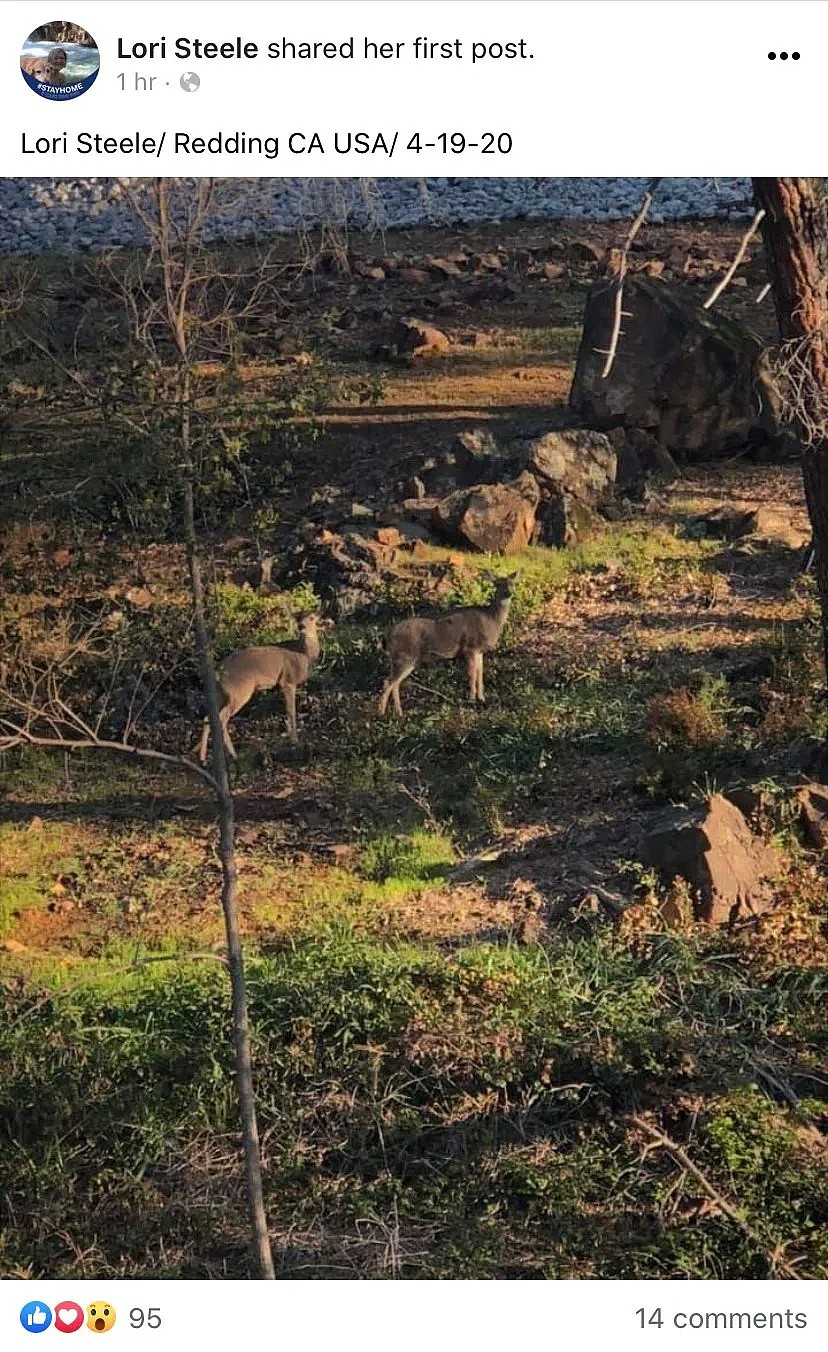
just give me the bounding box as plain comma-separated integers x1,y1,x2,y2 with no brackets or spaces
609,426,680,498
513,427,617,547
641,793,780,926
433,481,537,554
453,428,504,479
520,427,616,499
289,529,399,618
416,428,506,498
569,276,779,459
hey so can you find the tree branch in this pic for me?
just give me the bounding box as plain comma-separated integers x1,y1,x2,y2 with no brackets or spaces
702,208,766,310
628,1114,804,1280
0,719,219,792
601,185,658,379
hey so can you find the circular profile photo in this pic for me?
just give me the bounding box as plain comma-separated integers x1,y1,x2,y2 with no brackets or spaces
20,21,99,100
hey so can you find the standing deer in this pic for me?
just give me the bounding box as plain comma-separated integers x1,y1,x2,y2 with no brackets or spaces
199,613,323,762
379,571,519,716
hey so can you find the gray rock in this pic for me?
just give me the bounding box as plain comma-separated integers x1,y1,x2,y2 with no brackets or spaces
569,276,779,458
0,178,753,258
434,481,537,554
641,794,779,926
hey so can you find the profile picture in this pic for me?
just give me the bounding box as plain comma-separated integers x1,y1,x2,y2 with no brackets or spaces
20,20,99,100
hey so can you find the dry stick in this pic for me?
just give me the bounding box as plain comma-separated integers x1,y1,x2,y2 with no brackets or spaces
0,722,220,793
601,189,656,379
702,208,766,310
629,1115,803,1279
756,281,772,304
146,179,275,1282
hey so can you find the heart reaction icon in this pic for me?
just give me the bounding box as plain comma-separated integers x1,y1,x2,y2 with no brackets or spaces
54,1301,85,1334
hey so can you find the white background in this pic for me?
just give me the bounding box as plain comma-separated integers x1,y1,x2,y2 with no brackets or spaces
1,1279,826,1348
2,0,828,1332
3,0,827,175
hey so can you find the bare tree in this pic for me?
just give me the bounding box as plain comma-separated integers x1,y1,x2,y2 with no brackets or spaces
753,179,828,679
1,180,277,1279
138,180,275,1279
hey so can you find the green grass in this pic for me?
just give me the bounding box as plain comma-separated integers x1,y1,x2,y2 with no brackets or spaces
1,225,824,1282
1,926,826,1278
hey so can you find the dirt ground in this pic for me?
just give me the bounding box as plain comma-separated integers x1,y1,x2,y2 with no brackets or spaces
1,212,827,1282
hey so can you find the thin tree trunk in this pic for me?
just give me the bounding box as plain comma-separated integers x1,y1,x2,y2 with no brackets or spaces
135,180,274,1278
178,364,275,1280
753,178,828,681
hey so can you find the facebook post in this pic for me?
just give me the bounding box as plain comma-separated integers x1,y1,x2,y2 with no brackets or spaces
0,0,826,1340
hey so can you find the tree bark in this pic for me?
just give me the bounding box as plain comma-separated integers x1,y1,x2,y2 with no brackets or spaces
179,374,276,1280
182,480,274,1280
154,182,275,1279
753,178,828,680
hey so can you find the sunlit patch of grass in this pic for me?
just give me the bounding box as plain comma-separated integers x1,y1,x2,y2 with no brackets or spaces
2,924,826,1277
357,829,455,885
0,822,83,938
211,580,321,653
0,817,216,955
406,523,718,631
495,324,583,358
246,832,456,936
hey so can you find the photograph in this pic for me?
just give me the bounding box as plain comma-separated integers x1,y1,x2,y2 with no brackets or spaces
19,21,100,99
0,175,826,1281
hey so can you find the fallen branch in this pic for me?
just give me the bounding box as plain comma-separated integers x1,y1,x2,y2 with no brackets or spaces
0,720,219,793
450,845,508,880
601,185,658,379
702,208,766,310
578,882,626,918
628,1114,803,1280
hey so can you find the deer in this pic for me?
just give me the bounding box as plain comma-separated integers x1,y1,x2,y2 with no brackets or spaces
198,613,323,763
378,571,519,717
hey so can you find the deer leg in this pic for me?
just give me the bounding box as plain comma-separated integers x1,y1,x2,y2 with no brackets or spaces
284,684,298,741
465,652,478,702
219,703,238,760
378,680,393,716
476,652,485,703
391,679,405,716
200,704,238,764
198,716,210,764
380,661,414,717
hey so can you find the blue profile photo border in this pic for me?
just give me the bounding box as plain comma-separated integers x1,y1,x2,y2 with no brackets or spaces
22,64,99,100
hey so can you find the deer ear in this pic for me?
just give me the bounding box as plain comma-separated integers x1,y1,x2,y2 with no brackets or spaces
508,570,522,581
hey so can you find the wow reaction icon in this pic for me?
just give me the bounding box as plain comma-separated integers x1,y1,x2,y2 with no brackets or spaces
86,1302,116,1333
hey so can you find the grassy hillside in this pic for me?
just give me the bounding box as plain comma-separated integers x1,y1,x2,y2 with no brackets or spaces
1,217,826,1278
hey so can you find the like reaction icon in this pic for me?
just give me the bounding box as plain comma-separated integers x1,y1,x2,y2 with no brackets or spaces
19,1302,52,1333
54,1301,85,1334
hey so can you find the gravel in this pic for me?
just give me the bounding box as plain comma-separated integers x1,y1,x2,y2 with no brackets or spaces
0,177,753,256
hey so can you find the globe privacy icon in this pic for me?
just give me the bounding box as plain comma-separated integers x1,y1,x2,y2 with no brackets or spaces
19,1302,53,1333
